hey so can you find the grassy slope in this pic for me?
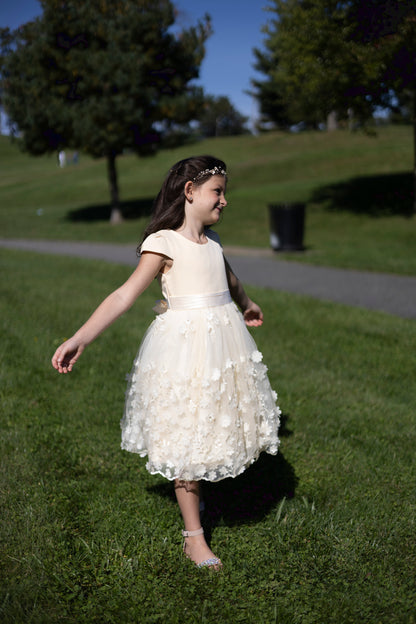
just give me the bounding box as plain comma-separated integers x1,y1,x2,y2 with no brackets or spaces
0,125,414,274
1,249,415,623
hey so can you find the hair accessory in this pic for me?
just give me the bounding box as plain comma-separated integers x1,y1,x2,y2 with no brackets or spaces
193,166,227,182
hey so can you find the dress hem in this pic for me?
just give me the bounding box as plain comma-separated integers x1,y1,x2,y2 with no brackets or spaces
120,444,279,482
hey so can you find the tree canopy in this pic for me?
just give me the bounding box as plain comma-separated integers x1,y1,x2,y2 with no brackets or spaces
252,0,415,129
1,0,211,222
252,0,416,210
252,0,378,129
198,95,249,137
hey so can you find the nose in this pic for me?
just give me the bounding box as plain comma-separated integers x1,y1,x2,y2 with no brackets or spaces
221,193,227,207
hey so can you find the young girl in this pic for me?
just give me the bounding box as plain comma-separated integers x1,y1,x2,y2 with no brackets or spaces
52,155,281,569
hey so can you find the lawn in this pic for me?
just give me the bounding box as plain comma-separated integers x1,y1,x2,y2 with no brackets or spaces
0,124,415,275
1,248,415,623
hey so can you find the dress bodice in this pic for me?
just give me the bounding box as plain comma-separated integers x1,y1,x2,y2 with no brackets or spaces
140,229,229,301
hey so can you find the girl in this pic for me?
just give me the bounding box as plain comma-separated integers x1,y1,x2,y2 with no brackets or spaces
52,155,281,569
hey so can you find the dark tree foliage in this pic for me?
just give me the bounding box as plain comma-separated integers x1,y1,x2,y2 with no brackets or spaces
198,95,249,137
348,1,416,113
252,0,416,126
1,0,211,222
348,0,416,210
252,0,416,210
251,0,379,130
251,45,292,130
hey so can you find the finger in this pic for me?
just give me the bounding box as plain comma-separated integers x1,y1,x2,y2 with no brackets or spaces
246,318,263,327
52,349,63,371
59,361,72,374
62,356,76,373
53,349,73,373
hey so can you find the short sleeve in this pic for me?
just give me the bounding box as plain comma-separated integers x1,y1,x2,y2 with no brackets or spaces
140,232,172,258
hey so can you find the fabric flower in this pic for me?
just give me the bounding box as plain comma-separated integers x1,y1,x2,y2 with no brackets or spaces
251,350,263,363
179,320,193,337
220,413,232,427
211,368,221,381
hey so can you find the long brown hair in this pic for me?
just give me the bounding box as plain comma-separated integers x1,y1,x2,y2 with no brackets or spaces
139,155,227,251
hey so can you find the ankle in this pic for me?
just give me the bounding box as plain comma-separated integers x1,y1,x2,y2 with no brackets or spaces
182,527,204,538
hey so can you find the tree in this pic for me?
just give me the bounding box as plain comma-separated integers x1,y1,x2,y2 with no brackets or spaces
251,0,379,130
348,0,416,209
252,0,416,211
198,95,249,137
1,0,211,222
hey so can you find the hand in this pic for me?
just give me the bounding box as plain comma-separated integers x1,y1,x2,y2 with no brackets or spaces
51,338,85,374
243,300,264,327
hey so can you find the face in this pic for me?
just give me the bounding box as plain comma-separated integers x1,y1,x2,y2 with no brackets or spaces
189,175,227,226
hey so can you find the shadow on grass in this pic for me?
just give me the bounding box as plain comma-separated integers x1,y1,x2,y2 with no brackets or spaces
148,413,298,528
312,171,414,217
67,197,154,222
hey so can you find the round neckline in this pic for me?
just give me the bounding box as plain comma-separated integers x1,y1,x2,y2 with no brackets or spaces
172,229,210,246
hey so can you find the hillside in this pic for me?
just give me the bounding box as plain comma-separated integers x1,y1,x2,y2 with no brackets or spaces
0,125,414,274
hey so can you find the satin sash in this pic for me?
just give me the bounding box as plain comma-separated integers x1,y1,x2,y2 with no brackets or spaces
168,289,232,310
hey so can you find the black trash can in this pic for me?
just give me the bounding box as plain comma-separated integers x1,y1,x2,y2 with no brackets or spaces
268,203,305,251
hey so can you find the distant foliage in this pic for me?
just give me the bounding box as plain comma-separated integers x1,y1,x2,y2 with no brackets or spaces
197,95,250,137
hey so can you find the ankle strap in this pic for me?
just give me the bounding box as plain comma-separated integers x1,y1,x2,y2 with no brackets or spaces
182,527,204,537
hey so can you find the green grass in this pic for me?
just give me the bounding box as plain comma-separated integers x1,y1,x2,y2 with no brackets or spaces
1,248,415,623
0,125,415,274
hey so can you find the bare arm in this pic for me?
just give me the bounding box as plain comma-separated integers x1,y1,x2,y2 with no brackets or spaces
51,252,165,373
224,257,263,327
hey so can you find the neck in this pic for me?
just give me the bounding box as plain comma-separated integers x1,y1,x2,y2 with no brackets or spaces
176,217,207,244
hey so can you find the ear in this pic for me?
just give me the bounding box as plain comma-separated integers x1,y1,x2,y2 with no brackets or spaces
184,180,194,202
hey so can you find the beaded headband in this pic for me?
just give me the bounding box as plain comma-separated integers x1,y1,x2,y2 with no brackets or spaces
193,166,227,182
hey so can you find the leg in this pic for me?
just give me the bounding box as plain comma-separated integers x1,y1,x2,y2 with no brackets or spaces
174,479,221,567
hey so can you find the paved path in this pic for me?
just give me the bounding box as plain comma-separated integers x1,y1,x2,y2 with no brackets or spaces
1,238,415,320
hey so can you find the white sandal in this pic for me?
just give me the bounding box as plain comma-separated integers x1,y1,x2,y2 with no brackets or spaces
181,527,222,569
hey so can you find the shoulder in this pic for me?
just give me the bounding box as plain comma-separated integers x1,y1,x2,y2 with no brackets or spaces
141,230,174,258
206,229,222,247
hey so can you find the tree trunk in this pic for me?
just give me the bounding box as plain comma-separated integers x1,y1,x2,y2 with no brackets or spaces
107,152,123,224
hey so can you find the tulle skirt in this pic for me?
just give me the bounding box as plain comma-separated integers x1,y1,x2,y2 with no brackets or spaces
121,301,280,482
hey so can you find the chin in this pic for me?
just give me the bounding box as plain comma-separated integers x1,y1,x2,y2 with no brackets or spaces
206,217,219,226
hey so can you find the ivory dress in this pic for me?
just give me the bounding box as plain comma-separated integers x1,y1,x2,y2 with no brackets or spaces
121,229,281,482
